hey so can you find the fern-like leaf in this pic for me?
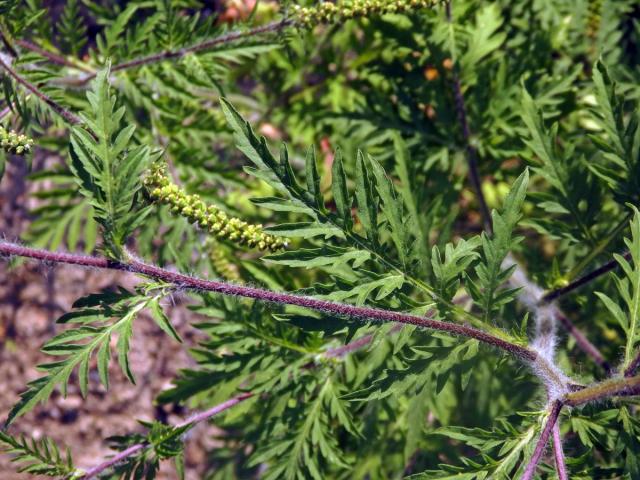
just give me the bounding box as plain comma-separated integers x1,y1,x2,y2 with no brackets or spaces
0,431,75,477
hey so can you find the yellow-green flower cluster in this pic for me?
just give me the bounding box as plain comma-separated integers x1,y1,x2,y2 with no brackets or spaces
144,163,288,252
0,126,34,155
206,238,242,283
292,0,438,27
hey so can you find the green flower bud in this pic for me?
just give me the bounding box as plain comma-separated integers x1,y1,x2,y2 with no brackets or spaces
0,126,34,155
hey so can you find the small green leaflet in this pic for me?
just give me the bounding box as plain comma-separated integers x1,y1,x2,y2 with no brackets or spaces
69,67,154,258
264,246,370,269
221,97,415,270
595,207,640,371
6,289,180,425
466,170,528,322
0,431,75,477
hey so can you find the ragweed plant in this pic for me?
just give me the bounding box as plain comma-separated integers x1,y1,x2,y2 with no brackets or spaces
1,1,640,479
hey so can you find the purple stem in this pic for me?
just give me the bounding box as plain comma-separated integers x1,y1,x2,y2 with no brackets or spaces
445,1,492,232
324,324,404,358
79,444,146,479
0,240,536,361
70,19,293,86
176,392,254,428
0,56,81,125
0,105,10,120
552,421,568,480
14,39,92,72
79,393,253,479
555,310,611,372
521,401,563,480
324,333,376,358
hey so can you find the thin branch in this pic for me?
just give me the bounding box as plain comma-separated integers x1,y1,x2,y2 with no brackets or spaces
0,27,17,57
62,19,293,87
78,319,388,478
323,332,377,358
0,240,536,360
521,401,563,480
78,393,253,479
552,421,568,480
0,55,81,125
174,392,254,428
79,444,146,480
445,2,491,232
555,311,611,372
541,251,631,304
14,39,93,72
323,324,406,358
564,374,640,407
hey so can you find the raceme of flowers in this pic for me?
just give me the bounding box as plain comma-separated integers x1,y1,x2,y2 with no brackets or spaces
0,126,33,155
292,0,440,27
144,162,289,252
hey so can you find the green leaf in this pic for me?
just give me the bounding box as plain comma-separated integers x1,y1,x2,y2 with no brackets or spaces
597,207,640,370
149,297,182,343
368,154,407,264
355,150,378,245
5,290,149,425
0,431,75,477
305,145,323,210
220,98,278,171
264,247,370,269
69,67,151,258
331,148,352,229
467,170,528,322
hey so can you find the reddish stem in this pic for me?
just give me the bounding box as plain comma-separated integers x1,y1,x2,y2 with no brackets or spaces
555,310,611,372
521,401,563,480
552,421,568,480
0,56,81,125
625,351,640,377
79,444,146,479
542,251,632,304
14,39,92,72
70,19,293,86
0,240,536,361
79,393,253,479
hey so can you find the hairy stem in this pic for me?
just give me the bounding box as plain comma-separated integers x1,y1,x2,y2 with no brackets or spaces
78,393,253,479
552,421,568,480
521,401,563,480
14,39,93,72
79,444,146,480
0,49,513,343
0,55,81,125
0,240,535,360
564,374,640,406
63,19,293,87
